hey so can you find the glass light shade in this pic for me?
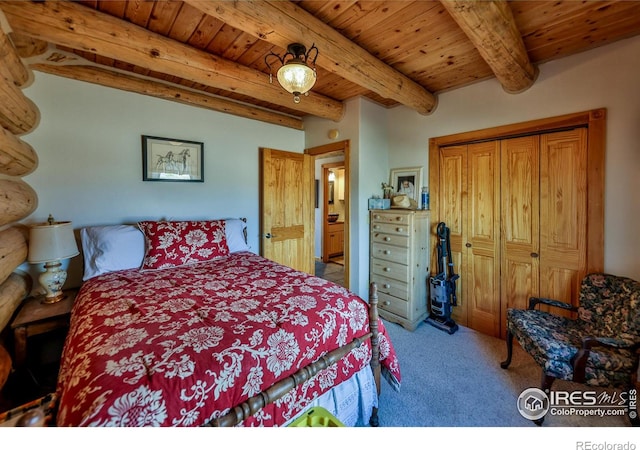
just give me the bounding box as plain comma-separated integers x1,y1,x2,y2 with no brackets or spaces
276,61,316,101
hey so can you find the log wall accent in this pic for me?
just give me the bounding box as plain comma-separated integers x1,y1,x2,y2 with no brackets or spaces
0,225,28,286
0,76,38,135
0,125,38,176
0,178,37,228
0,271,31,332
0,26,30,87
0,17,38,336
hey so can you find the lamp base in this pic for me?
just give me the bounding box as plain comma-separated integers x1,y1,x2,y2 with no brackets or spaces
38,261,67,304
41,292,67,304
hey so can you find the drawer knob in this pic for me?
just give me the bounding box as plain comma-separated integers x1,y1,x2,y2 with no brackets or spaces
374,225,380,229
383,284,391,289
384,267,391,272
383,301,390,306
396,217,402,221
374,215,380,219
384,237,391,242
383,250,391,255
396,227,403,232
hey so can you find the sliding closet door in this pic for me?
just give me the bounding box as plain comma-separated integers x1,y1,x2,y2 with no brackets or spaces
438,145,468,326
466,141,501,337
438,141,501,336
500,136,540,338
539,129,588,309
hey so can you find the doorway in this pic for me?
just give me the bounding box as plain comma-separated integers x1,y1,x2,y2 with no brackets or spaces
306,140,350,288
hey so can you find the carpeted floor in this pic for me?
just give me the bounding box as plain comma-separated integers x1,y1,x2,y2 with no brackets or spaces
376,319,630,427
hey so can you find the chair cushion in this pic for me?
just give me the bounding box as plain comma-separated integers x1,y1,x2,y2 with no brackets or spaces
578,273,640,342
507,308,638,386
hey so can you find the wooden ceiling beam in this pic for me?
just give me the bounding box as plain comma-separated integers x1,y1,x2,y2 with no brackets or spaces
182,0,438,115
33,63,305,130
16,38,303,130
0,1,344,121
440,0,538,93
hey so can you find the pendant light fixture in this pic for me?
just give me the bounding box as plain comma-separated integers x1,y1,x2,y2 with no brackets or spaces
265,43,318,104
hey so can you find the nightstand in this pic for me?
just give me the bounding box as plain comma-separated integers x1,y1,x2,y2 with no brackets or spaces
10,289,77,368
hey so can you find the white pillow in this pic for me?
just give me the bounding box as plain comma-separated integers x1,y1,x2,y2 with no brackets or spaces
225,219,250,253
81,225,145,280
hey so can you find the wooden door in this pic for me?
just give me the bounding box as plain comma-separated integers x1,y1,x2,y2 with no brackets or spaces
439,145,468,326
500,135,540,337
539,129,588,308
260,148,314,274
466,141,501,337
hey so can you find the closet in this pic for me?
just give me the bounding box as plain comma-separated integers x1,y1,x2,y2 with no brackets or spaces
429,110,605,338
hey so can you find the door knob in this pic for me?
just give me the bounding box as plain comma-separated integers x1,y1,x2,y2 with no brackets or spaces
465,243,472,248
265,233,272,238
531,252,539,258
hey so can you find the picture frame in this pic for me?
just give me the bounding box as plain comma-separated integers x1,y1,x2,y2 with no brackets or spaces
142,135,204,182
389,166,423,202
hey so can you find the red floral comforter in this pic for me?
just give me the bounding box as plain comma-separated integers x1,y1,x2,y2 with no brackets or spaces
56,252,400,426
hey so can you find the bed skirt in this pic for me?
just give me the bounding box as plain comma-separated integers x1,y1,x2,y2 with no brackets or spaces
284,365,378,427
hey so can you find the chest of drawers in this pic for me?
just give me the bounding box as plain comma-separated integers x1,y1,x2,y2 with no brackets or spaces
369,209,430,331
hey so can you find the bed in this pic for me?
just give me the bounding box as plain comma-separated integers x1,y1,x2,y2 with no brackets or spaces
54,219,401,427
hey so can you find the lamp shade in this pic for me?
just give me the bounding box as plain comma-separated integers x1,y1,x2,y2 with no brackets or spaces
28,220,79,263
276,61,316,96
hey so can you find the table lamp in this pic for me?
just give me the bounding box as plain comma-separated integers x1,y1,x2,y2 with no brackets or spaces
27,215,79,304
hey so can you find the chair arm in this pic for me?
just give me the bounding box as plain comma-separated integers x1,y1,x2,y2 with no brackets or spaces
583,337,639,351
571,336,640,383
528,297,578,312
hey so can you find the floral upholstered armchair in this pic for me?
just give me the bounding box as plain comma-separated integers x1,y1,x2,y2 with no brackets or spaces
500,273,640,425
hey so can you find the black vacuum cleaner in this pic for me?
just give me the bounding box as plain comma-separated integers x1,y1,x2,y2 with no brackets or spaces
425,222,459,334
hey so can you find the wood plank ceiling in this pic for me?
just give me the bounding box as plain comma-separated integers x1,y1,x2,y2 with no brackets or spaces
2,1,640,129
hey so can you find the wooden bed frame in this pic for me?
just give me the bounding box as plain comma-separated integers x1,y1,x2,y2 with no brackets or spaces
207,282,381,427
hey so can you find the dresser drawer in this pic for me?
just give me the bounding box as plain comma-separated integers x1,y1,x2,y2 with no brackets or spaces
370,212,410,226
371,259,409,283
371,274,409,299
377,292,409,318
371,231,409,248
371,242,409,265
370,221,410,236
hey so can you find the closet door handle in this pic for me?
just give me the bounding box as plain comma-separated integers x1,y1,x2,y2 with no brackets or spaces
465,243,472,248
531,252,539,258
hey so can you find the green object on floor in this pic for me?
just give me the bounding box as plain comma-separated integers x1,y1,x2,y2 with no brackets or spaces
288,407,344,427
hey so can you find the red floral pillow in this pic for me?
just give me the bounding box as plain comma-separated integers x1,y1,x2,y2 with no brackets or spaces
138,220,229,270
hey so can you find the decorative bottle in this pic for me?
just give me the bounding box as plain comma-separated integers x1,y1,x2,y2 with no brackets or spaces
421,187,430,210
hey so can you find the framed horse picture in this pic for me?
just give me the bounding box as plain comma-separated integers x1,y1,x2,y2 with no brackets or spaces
142,135,204,182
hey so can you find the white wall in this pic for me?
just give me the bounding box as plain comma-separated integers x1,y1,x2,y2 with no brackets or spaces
305,97,389,297
21,72,305,288
386,35,640,282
